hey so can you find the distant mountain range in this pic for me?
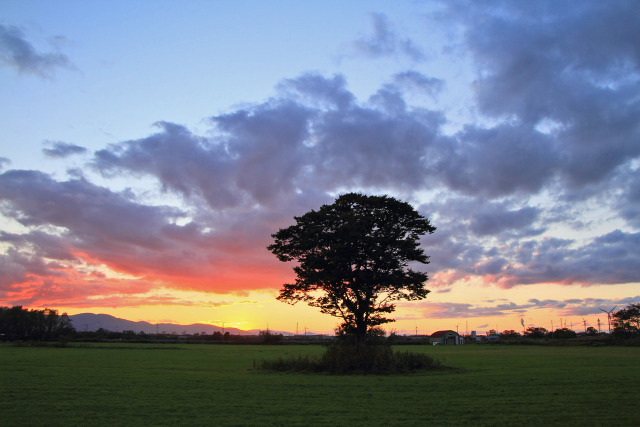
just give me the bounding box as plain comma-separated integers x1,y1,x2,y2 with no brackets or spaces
69,313,270,336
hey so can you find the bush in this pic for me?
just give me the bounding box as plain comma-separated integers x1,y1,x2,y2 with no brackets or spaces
256,354,319,372
257,343,441,374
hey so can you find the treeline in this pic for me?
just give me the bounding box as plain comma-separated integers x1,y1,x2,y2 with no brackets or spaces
0,306,75,341
3,304,637,344
479,304,640,345
72,329,286,344
519,304,639,340
0,307,290,344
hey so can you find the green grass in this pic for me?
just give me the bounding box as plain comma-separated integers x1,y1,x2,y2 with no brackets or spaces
1,343,638,426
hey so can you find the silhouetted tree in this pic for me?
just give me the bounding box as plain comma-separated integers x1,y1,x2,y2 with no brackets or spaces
523,326,548,338
586,326,599,336
268,193,435,346
0,306,75,341
121,330,136,340
500,330,521,339
259,330,283,344
612,303,640,337
550,327,577,339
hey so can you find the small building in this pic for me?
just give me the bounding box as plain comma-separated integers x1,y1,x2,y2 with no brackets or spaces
429,330,463,345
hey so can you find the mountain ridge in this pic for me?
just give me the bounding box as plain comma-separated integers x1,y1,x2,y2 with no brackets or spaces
69,313,275,335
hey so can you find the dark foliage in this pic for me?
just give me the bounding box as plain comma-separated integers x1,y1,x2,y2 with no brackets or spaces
612,303,640,338
500,330,521,339
550,328,577,339
257,343,441,374
523,326,548,338
268,193,435,345
259,330,284,344
0,306,75,341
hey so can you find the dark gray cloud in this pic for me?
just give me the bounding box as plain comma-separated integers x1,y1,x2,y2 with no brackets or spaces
437,124,560,198
0,170,179,248
419,187,640,288
0,230,75,261
418,196,544,281
95,104,313,210
350,13,425,62
94,74,444,210
469,205,540,237
615,168,640,229
42,141,87,158
491,230,640,287
448,0,640,190
0,24,72,78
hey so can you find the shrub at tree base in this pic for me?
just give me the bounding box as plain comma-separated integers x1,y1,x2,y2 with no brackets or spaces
257,344,441,374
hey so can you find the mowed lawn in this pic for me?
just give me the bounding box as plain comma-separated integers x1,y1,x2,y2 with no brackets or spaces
1,343,638,426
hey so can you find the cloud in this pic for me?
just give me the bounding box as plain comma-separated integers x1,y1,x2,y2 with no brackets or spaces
447,1,640,190
615,167,640,228
417,196,544,281
93,73,444,209
437,124,560,198
0,169,292,302
469,205,540,237
276,73,355,110
349,13,425,62
42,141,87,158
392,71,444,99
4,57,637,310
0,24,73,78
486,230,640,288
420,190,640,288
405,295,640,320
2,2,639,311
0,170,180,248
414,301,517,319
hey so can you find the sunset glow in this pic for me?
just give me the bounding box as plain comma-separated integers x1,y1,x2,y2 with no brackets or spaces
1,1,638,336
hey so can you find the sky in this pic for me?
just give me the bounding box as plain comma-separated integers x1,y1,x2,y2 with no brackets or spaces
1,0,638,335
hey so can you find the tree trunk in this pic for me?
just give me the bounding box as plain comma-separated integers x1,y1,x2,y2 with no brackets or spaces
354,312,368,348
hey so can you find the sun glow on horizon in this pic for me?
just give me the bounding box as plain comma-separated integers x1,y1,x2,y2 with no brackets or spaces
9,280,635,336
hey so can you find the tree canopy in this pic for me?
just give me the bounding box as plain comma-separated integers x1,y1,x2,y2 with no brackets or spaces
612,303,640,337
523,326,548,338
268,193,435,344
0,306,75,341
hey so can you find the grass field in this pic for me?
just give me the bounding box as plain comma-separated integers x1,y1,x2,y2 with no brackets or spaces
1,343,638,426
